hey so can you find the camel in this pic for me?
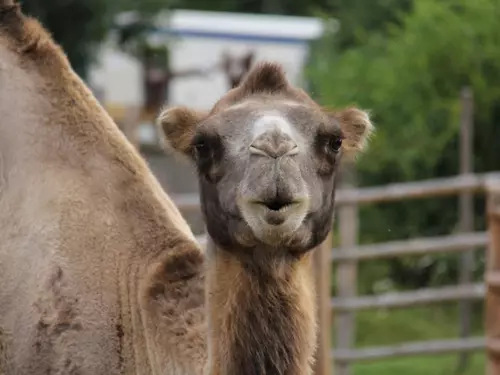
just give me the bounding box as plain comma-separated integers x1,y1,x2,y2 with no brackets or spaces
220,50,255,89
0,1,208,374
157,62,374,374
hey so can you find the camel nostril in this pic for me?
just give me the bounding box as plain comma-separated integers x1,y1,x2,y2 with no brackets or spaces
249,131,298,158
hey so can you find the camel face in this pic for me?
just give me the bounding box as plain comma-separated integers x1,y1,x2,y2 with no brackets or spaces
159,62,374,254
191,100,339,250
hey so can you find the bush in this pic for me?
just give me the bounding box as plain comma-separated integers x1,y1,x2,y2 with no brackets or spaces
308,0,500,289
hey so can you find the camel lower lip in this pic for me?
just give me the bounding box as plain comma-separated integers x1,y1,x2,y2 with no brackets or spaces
239,198,309,228
256,202,302,225
264,210,287,225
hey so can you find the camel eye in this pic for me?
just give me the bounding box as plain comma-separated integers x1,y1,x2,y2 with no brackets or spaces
190,132,224,181
191,134,211,161
194,140,208,158
328,137,343,153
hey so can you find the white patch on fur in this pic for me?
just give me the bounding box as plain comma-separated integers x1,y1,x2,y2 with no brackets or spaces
251,114,295,140
281,100,304,107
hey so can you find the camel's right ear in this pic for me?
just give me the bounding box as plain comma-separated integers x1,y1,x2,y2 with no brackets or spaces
156,106,208,159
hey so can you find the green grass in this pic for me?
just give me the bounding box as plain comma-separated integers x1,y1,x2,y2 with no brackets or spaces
353,353,485,375
334,303,485,375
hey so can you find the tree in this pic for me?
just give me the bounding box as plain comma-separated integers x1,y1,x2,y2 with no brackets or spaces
307,0,500,289
20,0,170,79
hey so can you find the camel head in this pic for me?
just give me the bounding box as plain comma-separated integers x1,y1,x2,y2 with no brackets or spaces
158,62,373,254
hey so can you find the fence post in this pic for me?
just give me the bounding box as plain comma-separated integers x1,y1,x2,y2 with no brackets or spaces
458,87,475,372
334,166,359,375
313,231,333,375
486,177,500,375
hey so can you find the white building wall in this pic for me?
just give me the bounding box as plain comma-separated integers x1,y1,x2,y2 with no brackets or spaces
88,39,143,106
168,37,309,110
88,9,326,113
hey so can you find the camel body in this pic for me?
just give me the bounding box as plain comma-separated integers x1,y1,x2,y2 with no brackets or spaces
0,2,207,374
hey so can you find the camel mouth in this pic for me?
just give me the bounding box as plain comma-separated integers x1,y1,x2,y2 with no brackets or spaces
252,200,302,226
239,197,309,237
254,199,298,212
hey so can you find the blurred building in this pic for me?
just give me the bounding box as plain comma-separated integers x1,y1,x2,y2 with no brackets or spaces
89,9,325,121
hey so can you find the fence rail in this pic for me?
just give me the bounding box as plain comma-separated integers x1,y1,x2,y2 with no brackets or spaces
333,173,490,205
331,232,488,261
331,283,485,311
333,337,485,363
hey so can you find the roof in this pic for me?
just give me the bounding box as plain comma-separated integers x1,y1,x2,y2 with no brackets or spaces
116,9,330,44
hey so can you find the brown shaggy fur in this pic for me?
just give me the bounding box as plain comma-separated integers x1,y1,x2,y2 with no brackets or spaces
0,1,207,374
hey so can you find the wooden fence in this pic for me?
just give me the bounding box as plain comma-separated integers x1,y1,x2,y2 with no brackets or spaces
172,171,500,375
328,172,493,375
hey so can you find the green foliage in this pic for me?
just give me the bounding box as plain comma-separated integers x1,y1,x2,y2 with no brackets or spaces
313,0,500,183
20,0,170,78
309,0,500,287
311,0,413,48
115,19,171,66
353,353,484,375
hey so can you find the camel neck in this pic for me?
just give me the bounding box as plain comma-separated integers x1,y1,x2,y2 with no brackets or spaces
205,238,317,375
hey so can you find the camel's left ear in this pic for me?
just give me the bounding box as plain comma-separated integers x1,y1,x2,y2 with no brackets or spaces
330,107,374,156
156,106,208,159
